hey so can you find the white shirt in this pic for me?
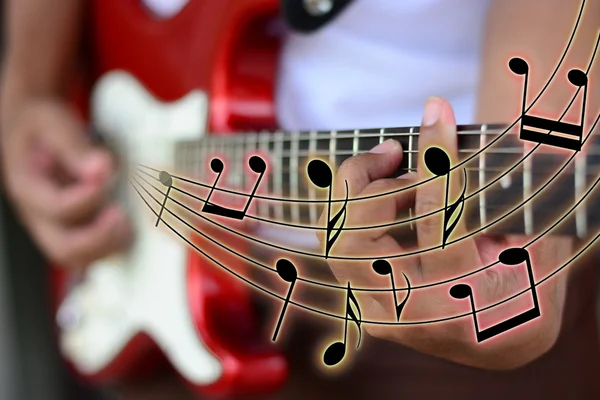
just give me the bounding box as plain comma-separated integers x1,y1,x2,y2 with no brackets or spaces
276,0,492,130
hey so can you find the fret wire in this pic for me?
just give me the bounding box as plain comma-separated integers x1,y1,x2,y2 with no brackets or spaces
353,129,360,156
479,124,487,227
329,130,337,167
309,130,318,225
177,126,504,149
246,132,259,189
275,131,284,220
291,131,300,223
408,126,415,231
276,166,593,174
233,136,243,188
575,153,587,237
523,145,533,235
173,143,181,174
259,132,270,217
198,141,204,177
184,142,190,179
201,138,208,180
274,148,531,156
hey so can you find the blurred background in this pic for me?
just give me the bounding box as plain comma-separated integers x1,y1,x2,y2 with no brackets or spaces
0,2,93,397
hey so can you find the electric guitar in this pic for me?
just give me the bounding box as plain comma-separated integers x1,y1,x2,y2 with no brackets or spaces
53,0,598,398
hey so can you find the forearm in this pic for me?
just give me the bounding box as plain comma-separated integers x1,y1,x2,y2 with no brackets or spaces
472,0,599,368
1,0,84,131
476,0,599,124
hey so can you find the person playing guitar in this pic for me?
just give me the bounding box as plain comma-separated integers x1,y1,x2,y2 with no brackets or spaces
1,0,600,399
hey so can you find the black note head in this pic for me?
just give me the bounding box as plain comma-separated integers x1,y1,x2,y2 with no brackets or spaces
567,69,588,87
450,284,472,300
158,171,172,187
248,155,267,173
307,159,333,188
323,341,346,366
210,158,224,173
509,57,529,75
498,247,529,266
275,259,298,283
372,259,392,276
424,147,451,176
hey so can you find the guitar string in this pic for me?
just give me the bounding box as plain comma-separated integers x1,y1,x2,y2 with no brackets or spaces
137,20,593,207
142,34,600,235
131,119,600,295
141,28,598,211
113,1,585,332
128,173,600,326
144,96,599,234
133,106,600,264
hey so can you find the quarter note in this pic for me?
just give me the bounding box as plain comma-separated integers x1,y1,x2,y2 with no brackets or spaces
510,57,588,151
450,247,540,343
307,159,349,258
323,282,362,367
202,155,266,220
372,259,411,321
272,259,298,342
156,170,173,227
423,147,467,248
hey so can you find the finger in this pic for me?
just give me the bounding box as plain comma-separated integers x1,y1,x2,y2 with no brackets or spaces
334,139,403,199
344,175,417,242
38,205,132,269
415,97,480,275
31,102,113,182
16,149,114,224
316,139,403,244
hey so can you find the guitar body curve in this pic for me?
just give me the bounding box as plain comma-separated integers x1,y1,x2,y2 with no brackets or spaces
53,0,287,397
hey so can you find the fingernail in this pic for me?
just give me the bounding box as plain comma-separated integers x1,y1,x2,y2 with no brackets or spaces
422,97,443,126
369,139,399,154
82,152,110,180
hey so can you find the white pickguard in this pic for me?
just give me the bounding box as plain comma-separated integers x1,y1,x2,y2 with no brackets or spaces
57,71,224,384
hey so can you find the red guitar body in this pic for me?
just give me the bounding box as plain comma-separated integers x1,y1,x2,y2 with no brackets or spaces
52,0,288,397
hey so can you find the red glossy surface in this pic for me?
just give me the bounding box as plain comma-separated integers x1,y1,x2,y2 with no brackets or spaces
51,0,287,396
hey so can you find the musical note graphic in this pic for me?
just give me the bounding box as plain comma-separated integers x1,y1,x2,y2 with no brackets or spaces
372,259,411,321
450,247,540,342
272,259,298,342
510,57,588,151
423,147,468,248
156,171,173,227
307,159,349,258
202,156,266,220
323,282,362,367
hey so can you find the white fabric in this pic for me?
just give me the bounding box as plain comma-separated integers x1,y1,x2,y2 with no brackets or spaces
276,0,492,130
141,0,189,19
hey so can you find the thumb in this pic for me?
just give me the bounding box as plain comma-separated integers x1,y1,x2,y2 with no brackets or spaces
35,103,113,183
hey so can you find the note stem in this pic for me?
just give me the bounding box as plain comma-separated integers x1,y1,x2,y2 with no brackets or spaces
442,174,450,248
241,172,265,215
272,280,296,342
155,185,172,227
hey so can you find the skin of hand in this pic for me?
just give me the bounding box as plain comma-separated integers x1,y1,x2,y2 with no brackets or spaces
317,97,572,370
0,100,133,269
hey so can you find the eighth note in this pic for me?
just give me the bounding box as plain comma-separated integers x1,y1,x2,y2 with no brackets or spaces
424,147,467,248
272,259,298,342
307,159,349,258
372,259,411,321
323,282,362,367
510,57,588,151
156,170,173,227
450,247,540,343
202,156,266,220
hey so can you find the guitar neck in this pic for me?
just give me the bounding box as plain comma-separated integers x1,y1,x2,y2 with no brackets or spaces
174,123,600,240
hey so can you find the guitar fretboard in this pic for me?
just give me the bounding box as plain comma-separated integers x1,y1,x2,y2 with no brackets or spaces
174,124,600,240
